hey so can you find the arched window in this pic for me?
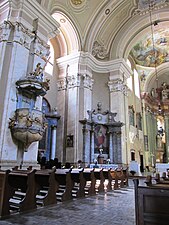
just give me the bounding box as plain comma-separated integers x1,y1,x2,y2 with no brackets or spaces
131,150,135,161
129,105,135,126
42,98,50,114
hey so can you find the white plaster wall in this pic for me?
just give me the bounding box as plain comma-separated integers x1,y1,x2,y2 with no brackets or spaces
1,43,29,161
92,72,109,111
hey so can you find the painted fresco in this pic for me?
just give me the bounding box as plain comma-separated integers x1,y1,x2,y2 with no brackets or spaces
130,27,169,67
138,0,166,10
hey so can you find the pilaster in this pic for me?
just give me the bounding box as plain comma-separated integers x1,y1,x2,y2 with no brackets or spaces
108,59,132,164
56,52,94,164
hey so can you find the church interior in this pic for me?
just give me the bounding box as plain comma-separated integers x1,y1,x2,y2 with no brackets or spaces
1,0,169,224
1,0,169,172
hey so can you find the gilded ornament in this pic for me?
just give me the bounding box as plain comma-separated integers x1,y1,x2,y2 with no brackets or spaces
71,0,83,5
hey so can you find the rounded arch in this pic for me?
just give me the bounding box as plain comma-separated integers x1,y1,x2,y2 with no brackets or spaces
144,62,169,93
51,11,81,58
84,0,135,57
42,98,51,114
110,7,169,60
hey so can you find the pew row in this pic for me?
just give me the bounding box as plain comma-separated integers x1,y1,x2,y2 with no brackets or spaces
0,167,129,218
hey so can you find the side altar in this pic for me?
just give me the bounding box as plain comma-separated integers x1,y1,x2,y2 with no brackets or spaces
80,102,124,165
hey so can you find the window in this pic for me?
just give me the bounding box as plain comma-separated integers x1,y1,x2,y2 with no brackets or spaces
131,151,135,161
129,105,135,126
126,59,133,90
134,69,140,98
45,41,54,75
136,113,142,130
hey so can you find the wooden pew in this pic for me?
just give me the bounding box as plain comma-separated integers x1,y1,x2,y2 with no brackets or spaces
109,169,118,189
102,169,113,191
8,169,37,213
134,178,169,225
161,172,169,181
93,168,105,192
83,168,96,196
146,173,169,186
35,167,58,206
0,170,12,218
55,169,73,201
122,167,129,187
70,168,86,198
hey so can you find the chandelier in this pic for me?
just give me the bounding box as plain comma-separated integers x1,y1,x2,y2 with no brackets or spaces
148,0,162,114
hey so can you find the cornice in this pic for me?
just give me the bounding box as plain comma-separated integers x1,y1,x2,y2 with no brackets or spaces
56,51,133,75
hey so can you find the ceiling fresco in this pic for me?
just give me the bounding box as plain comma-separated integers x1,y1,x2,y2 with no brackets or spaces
130,26,169,68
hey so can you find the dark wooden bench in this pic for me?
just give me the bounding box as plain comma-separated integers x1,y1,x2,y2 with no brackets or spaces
70,168,86,198
93,168,105,192
83,168,96,196
145,174,169,187
115,168,125,188
8,169,37,213
134,178,169,225
122,167,129,187
35,167,58,206
0,170,12,218
109,169,119,189
102,169,113,191
55,169,73,201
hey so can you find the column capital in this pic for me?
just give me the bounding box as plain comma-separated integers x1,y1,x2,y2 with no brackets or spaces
108,78,128,95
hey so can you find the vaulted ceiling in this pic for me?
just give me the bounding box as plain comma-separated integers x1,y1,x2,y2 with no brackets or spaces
40,0,169,92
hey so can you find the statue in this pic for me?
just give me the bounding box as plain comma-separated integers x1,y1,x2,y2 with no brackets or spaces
34,63,43,76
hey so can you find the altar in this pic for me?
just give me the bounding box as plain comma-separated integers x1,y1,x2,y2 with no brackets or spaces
89,164,119,169
80,102,123,165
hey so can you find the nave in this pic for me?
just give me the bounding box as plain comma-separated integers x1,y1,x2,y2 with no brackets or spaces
0,179,136,225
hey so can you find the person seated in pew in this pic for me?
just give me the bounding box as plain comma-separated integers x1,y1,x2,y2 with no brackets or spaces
65,162,71,169
93,161,99,168
77,160,83,168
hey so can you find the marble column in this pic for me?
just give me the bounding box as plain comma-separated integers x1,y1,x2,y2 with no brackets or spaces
164,116,169,162
109,132,113,163
90,127,95,163
51,126,57,160
82,126,89,164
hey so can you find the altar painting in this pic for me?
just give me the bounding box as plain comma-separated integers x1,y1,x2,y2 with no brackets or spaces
94,125,108,154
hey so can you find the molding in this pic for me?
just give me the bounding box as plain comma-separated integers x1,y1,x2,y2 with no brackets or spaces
57,73,93,91
0,0,60,41
56,51,133,74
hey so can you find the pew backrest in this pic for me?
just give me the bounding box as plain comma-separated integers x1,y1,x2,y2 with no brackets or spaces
134,179,169,225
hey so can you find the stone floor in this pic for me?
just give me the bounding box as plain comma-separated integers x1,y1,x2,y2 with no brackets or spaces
0,179,137,225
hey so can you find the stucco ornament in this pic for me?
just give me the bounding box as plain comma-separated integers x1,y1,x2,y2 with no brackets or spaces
92,41,108,60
